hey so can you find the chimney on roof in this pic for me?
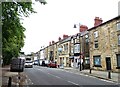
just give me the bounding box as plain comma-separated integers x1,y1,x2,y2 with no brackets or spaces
63,34,69,39
80,25,88,32
49,42,51,45
58,37,61,41
52,41,55,44
94,17,103,27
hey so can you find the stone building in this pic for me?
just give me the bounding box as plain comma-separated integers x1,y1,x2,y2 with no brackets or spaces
47,41,54,62
57,34,71,67
88,16,120,72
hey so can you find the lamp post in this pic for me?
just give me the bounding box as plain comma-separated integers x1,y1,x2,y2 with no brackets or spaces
73,23,82,71
77,33,82,71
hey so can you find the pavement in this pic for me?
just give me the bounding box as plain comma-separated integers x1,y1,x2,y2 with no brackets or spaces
1,65,31,87
1,65,120,86
63,67,120,84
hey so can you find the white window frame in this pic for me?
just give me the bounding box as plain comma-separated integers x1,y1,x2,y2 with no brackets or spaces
118,35,120,45
94,31,98,38
117,23,120,30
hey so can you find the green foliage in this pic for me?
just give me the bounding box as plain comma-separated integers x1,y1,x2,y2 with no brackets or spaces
2,2,36,65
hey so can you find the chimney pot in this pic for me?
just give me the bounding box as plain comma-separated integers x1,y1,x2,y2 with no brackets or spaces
79,25,88,32
58,37,61,41
63,34,69,39
49,42,51,45
52,41,55,44
94,17,103,27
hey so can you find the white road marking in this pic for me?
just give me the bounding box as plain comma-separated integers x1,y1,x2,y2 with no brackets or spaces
67,81,79,85
100,79,116,84
55,76,61,79
58,69,117,84
37,69,62,79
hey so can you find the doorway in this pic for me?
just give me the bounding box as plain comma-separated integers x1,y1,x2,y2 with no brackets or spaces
106,57,111,70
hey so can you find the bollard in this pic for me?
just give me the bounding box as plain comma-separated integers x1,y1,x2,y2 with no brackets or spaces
8,77,12,87
89,68,92,74
108,71,111,79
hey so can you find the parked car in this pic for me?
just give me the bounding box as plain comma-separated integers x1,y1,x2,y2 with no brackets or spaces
34,60,39,65
47,62,57,68
10,58,25,72
41,60,49,67
25,61,33,68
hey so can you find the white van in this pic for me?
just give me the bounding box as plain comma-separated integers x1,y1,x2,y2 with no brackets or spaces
25,57,33,68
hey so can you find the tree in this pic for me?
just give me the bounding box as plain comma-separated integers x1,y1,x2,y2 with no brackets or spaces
2,1,46,65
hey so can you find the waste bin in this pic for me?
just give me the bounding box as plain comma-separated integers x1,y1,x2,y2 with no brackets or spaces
10,58,25,72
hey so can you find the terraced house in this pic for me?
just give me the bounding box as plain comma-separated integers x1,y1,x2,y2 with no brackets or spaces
37,16,120,73
88,16,120,72
57,35,71,67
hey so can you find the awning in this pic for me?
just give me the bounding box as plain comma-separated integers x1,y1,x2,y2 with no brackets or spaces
69,56,74,59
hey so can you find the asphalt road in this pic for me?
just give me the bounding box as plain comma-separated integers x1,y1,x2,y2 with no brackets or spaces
24,65,119,86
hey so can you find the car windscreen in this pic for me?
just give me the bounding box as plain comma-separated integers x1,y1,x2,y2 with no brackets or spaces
25,61,32,63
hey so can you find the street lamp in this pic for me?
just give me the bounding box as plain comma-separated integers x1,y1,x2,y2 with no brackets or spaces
77,33,82,71
73,23,82,71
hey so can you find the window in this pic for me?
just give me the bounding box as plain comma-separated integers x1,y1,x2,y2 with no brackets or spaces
116,54,120,67
85,35,89,43
117,23,120,30
93,55,101,67
71,45,74,54
64,44,68,52
76,35,80,43
94,40,98,48
118,35,120,45
74,44,80,53
94,31,98,38
71,38,74,43
85,59,90,64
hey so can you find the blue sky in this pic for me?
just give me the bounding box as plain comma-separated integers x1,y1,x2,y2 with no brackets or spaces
21,0,120,54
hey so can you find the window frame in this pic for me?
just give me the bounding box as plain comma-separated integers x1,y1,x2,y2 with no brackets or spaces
93,55,102,67
94,40,98,48
118,35,120,45
94,31,98,38
116,54,120,69
117,22,120,30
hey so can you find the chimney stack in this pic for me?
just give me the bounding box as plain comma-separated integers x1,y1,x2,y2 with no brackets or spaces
58,37,61,41
94,17,103,27
80,25,88,32
49,42,51,45
63,34,69,39
52,41,55,44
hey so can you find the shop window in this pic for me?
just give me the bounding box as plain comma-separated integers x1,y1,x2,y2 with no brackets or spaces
93,55,101,67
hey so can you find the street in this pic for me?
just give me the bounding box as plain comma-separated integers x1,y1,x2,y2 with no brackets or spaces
24,66,118,86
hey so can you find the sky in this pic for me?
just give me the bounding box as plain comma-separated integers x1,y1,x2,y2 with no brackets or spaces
21,0,120,54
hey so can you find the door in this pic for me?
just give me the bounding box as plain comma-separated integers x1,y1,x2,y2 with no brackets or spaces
106,57,111,70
